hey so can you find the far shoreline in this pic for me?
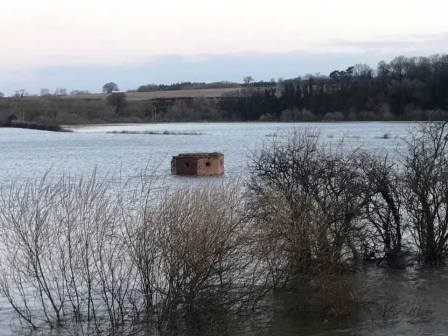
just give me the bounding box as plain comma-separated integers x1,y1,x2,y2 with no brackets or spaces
65,119,422,129
0,121,71,132
0,120,427,133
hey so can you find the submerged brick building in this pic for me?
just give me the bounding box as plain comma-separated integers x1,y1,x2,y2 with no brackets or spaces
171,152,224,176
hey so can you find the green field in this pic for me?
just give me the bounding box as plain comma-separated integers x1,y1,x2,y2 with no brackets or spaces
0,88,243,125
60,88,241,101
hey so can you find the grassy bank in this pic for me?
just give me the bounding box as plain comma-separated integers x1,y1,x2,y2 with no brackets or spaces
0,93,229,125
0,120,70,132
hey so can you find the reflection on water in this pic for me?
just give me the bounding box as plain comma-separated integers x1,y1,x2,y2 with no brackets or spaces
118,264,448,336
177,265,448,336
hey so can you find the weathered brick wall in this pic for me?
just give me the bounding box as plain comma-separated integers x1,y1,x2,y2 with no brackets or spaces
171,153,224,176
196,157,224,176
171,157,198,175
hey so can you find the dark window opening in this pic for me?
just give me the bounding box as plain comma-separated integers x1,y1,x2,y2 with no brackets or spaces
205,162,211,167
185,162,190,167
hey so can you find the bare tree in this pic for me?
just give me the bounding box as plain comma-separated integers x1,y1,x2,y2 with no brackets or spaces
403,122,448,264
103,82,119,94
243,76,254,85
54,88,67,96
106,92,127,114
70,90,90,96
359,153,405,266
40,88,51,96
13,89,27,98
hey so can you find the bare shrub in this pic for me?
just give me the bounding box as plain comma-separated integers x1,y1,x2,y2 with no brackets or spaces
249,131,367,271
0,177,66,328
403,122,448,264
247,131,367,315
0,175,268,334
0,174,137,334
128,182,268,329
359,153,405,265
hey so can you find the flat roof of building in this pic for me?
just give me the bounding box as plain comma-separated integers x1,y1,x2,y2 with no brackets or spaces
174,152,224,158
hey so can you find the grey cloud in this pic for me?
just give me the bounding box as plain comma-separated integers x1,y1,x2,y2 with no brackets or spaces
324,32,448,52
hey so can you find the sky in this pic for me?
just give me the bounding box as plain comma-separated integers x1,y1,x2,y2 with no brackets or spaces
1,0,448,94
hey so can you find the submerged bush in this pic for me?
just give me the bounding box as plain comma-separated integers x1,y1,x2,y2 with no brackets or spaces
249,123,448,270
403,122,448,264
247,123,448,314
248,131,367,276
0,175,136,334
2,122,448,334
0,176,268,334
247,131,368,317
356,152,406,266
126,182,267,329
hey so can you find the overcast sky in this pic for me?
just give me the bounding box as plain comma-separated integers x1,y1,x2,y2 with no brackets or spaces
1,0,448,94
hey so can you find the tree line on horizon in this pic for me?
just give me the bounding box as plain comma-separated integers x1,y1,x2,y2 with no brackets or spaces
219,55,448,121
1,54,447,123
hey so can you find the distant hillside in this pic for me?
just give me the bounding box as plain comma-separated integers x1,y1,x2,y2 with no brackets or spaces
65,88,242,101
1,54,448,125
0,88,246,125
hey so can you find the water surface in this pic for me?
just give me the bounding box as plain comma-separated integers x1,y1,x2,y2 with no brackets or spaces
0,122,413,184
1,122,444,336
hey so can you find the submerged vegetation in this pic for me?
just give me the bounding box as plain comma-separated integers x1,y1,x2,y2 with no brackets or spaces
1,123,448,334
106,130,204,135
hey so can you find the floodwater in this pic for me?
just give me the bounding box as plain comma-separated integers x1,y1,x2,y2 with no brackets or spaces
0,122,413,184
1,121,447,336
